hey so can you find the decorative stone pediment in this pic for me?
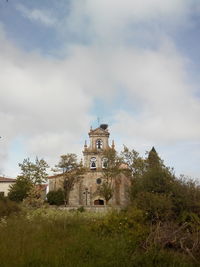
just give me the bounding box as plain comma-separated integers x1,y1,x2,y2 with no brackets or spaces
89,127,109,137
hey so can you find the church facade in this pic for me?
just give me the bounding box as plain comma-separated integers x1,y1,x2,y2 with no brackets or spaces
48,124,130,207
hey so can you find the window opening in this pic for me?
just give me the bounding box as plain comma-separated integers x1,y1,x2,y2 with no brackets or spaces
96,139,103,149
102,158,108,168
90,157,97,169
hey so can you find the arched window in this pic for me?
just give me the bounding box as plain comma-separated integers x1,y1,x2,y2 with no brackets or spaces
102,158,108,169
90,157,97,169
96,139,103,149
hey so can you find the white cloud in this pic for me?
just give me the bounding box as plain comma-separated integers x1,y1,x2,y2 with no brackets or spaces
63,0,196,43
16,4,57,27
0,28,93,176
1,0,200,178
109,43,200,143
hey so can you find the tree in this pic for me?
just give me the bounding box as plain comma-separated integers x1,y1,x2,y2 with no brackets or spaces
98,181,114,205
147,146,162,169
98,148,122,204
23,186,44,208
126,147,181,220
53,154,78,173
53,154,85,206
121,145,146,179
8,157,49,202
8,176,33,202
19,157,49,185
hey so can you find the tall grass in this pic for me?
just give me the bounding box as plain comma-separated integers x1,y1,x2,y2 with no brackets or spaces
0,208,197,267
0,209,130,267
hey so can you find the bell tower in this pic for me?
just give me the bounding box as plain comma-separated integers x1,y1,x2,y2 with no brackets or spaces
83,124,112,170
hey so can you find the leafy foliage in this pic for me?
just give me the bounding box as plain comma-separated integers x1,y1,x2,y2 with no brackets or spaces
97,181,113,204
97,148,122,204
135,192,173,221
8,176,33,202
53,154,78,173
19,157,49,185
54,153,85,206
122,146,200,222
46,189,64,206
23,186,44,208
121,145,146,179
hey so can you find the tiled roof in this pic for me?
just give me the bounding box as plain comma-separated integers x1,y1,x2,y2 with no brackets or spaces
0,177,16,182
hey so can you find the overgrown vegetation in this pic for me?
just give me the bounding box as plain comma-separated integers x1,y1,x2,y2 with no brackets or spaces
46,189,64,206
1,147,200,266
97,148,122,204
52,154,85,206
8,157,49,203
0,207,198,267
0,197,20,217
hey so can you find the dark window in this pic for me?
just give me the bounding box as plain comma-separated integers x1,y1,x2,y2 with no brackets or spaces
94,199,104,205
96,178,102,184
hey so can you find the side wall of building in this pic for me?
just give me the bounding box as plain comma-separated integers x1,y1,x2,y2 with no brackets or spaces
0,182,15,196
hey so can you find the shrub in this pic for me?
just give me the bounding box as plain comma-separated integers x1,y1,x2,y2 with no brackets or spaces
23,187,44,208
46,189,64,206
171,178,200,216
0,198,21,217
135,192,174,221
92,208,147,239
8,176,33,202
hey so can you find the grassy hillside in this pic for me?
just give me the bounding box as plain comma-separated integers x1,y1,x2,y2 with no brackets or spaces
0,206,198,267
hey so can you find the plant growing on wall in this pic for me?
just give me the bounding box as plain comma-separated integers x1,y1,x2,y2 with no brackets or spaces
53,154,85,206
98,148,122,205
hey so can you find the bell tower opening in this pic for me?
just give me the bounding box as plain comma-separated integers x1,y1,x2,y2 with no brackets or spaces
96,139,103,149
90,157,96,170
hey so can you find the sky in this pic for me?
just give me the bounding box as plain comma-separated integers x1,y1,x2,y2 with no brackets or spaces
0,0,200,179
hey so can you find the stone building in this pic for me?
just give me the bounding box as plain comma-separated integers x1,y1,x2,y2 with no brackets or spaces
48,124,130,207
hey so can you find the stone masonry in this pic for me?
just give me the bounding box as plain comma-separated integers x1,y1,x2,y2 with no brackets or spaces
48,124,130,207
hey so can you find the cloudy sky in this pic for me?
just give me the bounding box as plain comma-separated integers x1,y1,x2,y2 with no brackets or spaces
0,0,200,178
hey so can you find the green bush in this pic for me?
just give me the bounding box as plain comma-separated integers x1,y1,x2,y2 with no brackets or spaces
0,198,21,217
92,208,147,244
135,192,173,221
8,176,32,202
46,189,64,206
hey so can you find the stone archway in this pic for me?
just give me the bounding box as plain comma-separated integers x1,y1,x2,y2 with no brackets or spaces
94,199,104,205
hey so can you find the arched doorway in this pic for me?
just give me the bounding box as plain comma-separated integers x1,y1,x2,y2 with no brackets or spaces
94,199,104,205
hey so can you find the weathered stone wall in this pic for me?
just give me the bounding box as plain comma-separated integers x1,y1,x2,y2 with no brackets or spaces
48,170,130,207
